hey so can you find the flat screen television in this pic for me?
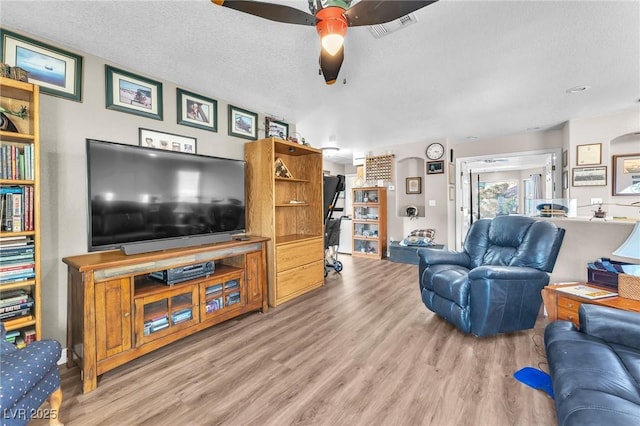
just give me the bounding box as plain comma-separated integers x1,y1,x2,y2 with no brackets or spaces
86,139,246,254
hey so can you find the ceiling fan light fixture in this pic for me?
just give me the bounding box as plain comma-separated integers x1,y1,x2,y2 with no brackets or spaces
322,33,345,56
316,6,348,56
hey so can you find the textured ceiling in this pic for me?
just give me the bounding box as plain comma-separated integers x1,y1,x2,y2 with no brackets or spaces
1,0,639,164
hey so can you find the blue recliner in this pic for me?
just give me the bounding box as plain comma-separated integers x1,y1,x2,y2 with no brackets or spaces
418,215,565,336
0,324,63,426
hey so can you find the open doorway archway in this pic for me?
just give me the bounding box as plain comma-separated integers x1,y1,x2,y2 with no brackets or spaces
454,149,561,250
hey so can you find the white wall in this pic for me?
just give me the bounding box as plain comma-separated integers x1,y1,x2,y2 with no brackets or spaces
566,109,640,218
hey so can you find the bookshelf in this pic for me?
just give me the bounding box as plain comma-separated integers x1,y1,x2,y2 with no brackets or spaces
0,76,40,345
352,187,387,259
245,138,324,307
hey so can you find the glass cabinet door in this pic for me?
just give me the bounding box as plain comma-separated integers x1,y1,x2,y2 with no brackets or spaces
353,189,381,204
353,222,379,238
135,285,199,346
200,271,244,322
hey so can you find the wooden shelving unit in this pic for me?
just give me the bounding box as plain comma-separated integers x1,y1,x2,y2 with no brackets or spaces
245,137,324,307
63,237,267,393
352,187,387,259
0,76,41,343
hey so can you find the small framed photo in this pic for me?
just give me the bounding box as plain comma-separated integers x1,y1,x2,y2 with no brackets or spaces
562,149,568,168
427,160,444,174
265,117,289,139
612,153,640,196
572,166,607,187
139,128,196,153
406,177,422,194
576,143,601,166
106,65,163,120
228,105,257,140
176,88,217,132
0,29,83,101
449,185,455,201
562,170,569,189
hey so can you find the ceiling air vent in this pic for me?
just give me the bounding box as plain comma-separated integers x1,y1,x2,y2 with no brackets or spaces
368,13,418,39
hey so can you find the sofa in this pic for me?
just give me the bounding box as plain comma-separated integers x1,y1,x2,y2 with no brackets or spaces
544,304,640,425
0,324,63,425
418,215,564,336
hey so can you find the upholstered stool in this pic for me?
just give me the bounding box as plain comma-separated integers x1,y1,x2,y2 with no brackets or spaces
0,324,63,426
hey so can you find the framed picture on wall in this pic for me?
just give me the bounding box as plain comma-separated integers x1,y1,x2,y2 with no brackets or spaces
572,166,607,187
427,160,444,174
406,177,422,194
0,29,83,101
139,128,196,153
265,117,289,139
576,143,602,166
106,65,163,120
176,88,217,132
612,153,640,195
228,105,258,140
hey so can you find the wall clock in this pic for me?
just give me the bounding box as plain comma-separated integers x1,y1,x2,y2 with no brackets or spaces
426,143,444,160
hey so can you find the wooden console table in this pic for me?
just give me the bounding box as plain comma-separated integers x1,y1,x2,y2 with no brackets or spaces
542,282,640,327
63,237,267,393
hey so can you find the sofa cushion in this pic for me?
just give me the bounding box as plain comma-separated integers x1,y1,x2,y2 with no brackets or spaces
545,318,640,426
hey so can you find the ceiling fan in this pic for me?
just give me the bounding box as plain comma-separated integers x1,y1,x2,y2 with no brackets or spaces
211,0,438,84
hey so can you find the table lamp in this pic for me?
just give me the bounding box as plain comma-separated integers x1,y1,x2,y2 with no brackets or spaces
613,222,640,275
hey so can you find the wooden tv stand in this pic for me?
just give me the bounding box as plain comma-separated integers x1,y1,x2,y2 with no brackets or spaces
63,237,268,393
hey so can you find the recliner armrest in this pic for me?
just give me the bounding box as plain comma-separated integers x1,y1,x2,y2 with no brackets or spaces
418,248,470,268
579,304,640,350
468,265,550,281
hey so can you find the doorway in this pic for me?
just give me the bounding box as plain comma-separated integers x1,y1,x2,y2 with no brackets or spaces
455,150,560,250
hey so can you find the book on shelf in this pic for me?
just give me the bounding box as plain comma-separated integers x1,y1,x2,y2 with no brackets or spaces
0,253,35,263
2,314,34,327
0,289,30,305
0,244,35,256
555,284,618,300
0,306,32,320
0,298,34,314
4,329,20,343
22,328,36,344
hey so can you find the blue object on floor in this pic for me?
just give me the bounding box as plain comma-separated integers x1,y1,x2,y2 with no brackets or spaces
514,367,554,399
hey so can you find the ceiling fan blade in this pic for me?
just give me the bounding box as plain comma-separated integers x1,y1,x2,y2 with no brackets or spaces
211,0,316,26
343,0,438,27
319,47,344,85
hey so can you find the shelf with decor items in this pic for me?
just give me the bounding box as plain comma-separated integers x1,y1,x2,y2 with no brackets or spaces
352,187,387,259
0,76,41,346
245,137,324,307
63,237,267,393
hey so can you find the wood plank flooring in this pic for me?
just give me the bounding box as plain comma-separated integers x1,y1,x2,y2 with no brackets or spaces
36,256,556,425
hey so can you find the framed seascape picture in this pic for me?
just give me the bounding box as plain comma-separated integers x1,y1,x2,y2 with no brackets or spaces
228,105,257,140
176,88,217,132
139,128,196,153
265,117,289,139
572,166,607,187
612,153,640,196
406,177,422,194
0,29,83,101
106,65,163,120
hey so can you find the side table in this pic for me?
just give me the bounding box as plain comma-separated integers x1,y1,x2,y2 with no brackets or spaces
542,282,640,327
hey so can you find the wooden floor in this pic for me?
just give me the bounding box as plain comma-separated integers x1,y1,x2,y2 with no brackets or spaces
38,256,557,425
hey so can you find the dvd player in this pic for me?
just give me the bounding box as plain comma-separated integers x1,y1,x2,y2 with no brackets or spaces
149,261,215,285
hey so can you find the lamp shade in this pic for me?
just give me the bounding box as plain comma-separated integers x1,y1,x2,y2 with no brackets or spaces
613,222,640,261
